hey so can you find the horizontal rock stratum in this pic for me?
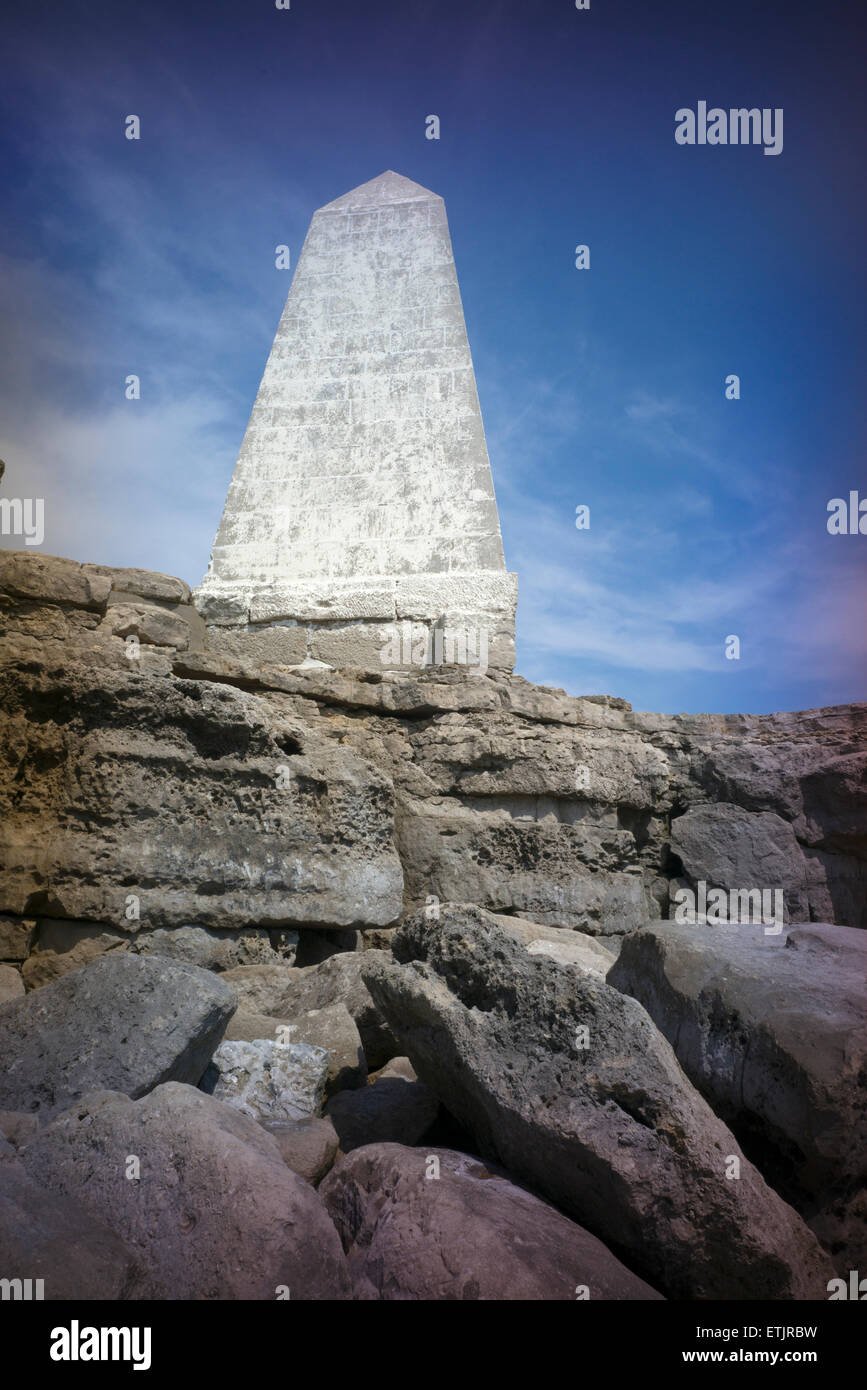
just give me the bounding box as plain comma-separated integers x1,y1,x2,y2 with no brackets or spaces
0,550,864,954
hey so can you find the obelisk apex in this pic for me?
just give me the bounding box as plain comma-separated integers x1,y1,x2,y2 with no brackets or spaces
194,170,517,673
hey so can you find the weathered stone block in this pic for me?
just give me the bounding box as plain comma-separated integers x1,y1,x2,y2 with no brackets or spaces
0,552,110,611
206,623,308,666
83,563,191,604
100,601,192,651
250,583,396,624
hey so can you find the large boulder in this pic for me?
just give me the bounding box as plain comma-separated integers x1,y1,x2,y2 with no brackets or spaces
362,905,834,1299
397,800,650,936
320,1144,663,1300
0,953,236,1118
18,1083,351,1299
0,1144,158,1299
607,921,867,1194
223,951,398,1070
670,803,810,922
201,1039,328,1124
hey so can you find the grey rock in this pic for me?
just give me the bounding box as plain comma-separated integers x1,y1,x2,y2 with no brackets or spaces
362,904,834,1299
19,1083,350,1299
219,1005,365,1094
320,1144,663,1300
223,1003,374,1108
202,1039,328,1124
607,921,867,1193
670,803,810,922
398,805,650,936
0,952,236,1118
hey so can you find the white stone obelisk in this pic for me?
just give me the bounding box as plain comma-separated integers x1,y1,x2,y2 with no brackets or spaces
195,170,517,673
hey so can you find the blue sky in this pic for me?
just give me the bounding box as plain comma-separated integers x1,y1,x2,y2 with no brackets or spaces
1,0,864,713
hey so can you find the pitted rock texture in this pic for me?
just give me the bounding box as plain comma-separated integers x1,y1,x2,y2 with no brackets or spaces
0,1141,159,1299
225,1001,366,1094
0,657,403,931
362,904,835,1300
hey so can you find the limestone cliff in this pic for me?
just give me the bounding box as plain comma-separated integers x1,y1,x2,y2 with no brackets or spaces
1,551,864,982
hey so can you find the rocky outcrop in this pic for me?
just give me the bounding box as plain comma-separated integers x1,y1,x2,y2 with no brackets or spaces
0,552,201,670
0,551,863,1303
670,804,811,921
17,1083,351,1299
2,552,863,960
363,905,834,1299
320,1144,663,1301
0,953,236,1118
